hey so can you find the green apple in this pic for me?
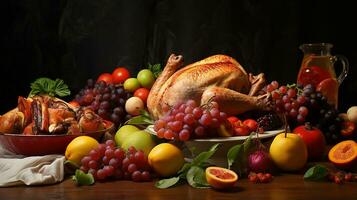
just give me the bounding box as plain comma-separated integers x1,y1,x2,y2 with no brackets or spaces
124,78,140,92
121,130,156,155
269,133,308,171
137,69,155,89
114,125,140,146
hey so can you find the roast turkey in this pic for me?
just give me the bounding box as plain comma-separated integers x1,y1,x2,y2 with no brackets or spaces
147,54,270,119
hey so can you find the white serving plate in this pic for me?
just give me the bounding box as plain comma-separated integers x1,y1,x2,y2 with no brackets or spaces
146,125,284,167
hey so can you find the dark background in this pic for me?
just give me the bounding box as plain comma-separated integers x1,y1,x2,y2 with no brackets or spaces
1,0,356,114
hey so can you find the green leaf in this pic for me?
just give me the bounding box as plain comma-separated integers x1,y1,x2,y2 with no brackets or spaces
186,166,210,188
148,63,162,79
227,144,243,169
72,169,95,186
304,165,329,181
191,143,220,167
155,177,181,189
125,115,154,125
53,78,71,97
226,135,253,175
178,163,193,175
64,159,80,169
29,77,70,97
243,134,253,154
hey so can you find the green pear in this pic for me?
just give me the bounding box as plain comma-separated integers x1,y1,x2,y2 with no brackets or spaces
121,130,156,155
114,125,140,146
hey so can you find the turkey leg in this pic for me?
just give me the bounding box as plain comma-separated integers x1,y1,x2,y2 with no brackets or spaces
147,54,183,115
201,86,270,116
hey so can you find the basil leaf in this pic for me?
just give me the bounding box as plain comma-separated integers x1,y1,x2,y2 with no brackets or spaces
304,165,329,181
191,143,220,167
186,166,210,188
227,144,243,169
125,115,154,125
243,134,253,154
178,163,193,175
72,169,95,186
155,177,181,189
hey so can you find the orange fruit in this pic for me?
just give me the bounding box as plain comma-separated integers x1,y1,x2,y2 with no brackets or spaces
205,166,238,189
316,78,338,106
65,136,99,166
148,143,184,177
328,140,357,169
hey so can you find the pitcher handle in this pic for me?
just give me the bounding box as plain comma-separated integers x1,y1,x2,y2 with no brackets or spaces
335,55,349,84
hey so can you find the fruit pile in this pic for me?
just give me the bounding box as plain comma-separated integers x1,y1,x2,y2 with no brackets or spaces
227,116,258,136
264,81,345,144
74,67,157,127
153,99,228,141
79,140,152,182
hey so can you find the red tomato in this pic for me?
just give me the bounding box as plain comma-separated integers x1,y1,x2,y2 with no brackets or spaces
293,123,326,160
243,119,258,132
234,125,251,136
340,121,356,137
112,67,130,84
97,73,114,84
134,88,150,103
227,116,241,126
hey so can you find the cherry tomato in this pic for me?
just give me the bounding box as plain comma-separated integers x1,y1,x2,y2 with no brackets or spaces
112,67,130,84
134,88,150,103
340,121,356,137
234,125,251,136
97,73,114,84
227,116,241,127
243,119,258,132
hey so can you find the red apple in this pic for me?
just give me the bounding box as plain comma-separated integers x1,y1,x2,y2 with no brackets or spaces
293,123,326,160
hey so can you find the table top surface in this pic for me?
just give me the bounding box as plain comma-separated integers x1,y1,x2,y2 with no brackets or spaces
1,173,356,200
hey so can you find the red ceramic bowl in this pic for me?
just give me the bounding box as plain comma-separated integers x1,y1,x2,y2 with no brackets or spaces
0,120,114,156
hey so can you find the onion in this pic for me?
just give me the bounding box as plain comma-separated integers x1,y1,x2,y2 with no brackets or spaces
248,150,272,173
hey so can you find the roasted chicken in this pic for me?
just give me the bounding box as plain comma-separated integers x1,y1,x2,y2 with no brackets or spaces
0,95,105,135
147,54,269,119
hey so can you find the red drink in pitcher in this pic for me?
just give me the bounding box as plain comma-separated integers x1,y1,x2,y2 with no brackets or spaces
297,43,349,107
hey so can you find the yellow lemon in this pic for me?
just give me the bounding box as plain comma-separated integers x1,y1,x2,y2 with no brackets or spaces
65,136,99,166
148,143,184,177
269,133,308,171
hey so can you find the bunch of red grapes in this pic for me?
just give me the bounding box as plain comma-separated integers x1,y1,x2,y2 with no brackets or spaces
265,81,309,123
79,140,152,182
153,99,228,141
74,79,132,126
264,81,343,144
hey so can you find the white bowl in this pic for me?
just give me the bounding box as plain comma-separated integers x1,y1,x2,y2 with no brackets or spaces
145,125,283,167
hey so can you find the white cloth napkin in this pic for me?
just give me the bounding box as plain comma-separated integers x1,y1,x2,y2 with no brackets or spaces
0,145,65,187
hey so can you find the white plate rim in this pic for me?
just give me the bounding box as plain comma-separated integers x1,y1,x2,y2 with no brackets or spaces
145,125,284,142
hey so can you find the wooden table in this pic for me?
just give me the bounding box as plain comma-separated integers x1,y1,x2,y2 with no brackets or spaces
1,173,356,200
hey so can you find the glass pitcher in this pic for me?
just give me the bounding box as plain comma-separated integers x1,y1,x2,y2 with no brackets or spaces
297,43,349,107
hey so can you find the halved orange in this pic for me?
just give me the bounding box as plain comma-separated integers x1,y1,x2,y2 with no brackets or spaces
328,140,357,169
205,166,238,189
